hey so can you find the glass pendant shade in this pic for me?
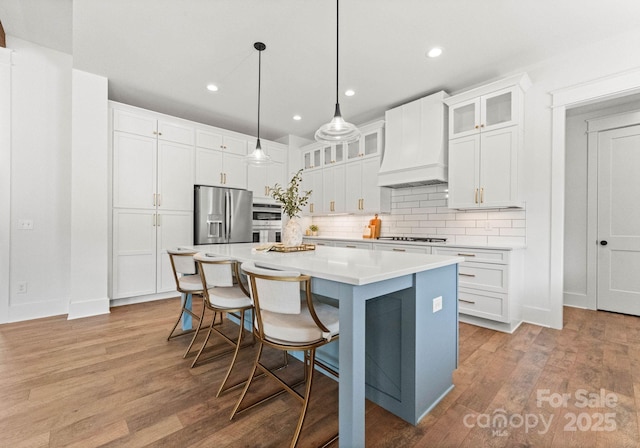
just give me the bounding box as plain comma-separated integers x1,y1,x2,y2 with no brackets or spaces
244,138,271,166
315,0,359,145
245,42,272,166
315,104,361,144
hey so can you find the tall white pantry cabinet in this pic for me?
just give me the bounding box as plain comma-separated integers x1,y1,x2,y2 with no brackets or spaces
111,104,195,299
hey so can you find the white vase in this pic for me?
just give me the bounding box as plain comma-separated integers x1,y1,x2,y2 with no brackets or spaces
283,217,303,247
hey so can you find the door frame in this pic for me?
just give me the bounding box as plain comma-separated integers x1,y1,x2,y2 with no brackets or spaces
551,68,640,328
585,111,640,309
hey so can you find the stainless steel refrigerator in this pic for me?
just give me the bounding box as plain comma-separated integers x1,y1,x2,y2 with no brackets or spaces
194,185,253,245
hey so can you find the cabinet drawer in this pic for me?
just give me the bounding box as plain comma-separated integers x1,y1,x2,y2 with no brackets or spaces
334,241,372,249
458,262,507,293
433,246,508,264
373,243,431,254
458,289,508,323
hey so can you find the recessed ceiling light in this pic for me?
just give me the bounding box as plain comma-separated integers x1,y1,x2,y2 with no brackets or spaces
427,47,443,58
293,115,302,121
206,84,219,92
345,89,355,97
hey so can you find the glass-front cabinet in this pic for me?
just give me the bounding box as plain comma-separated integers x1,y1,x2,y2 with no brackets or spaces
346,124,383,161
322,143,345,165
302,145,322,170
448,86,519,139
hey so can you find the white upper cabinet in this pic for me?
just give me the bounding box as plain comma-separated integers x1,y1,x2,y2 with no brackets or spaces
444,73,531,209
322,143,345,165
301,169,324,215
347,123,383,161
345,156,391,214
112,107,194,211
248,141,287,201
195,128,248,188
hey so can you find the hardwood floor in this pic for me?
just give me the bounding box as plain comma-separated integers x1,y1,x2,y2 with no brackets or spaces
1,300,639,447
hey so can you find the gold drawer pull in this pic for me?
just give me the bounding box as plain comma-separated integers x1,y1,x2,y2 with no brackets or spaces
346,245,357,248
457,253,476,257
459,273,476,277
392,248,406,252
459,299,476,304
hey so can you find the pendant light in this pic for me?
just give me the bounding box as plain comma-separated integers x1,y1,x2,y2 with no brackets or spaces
315,0,360,144
244,42,272,166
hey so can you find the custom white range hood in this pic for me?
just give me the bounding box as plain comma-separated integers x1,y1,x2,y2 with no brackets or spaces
378,90,449,188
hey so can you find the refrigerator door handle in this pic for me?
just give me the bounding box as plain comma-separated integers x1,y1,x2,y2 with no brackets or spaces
227,190,234,240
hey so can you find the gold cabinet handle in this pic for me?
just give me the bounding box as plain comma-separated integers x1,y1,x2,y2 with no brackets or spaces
153,193,156,206
153,214,156,227
457,253,476,257
480,187,484,203
480,124,485,128
474,125,479,129
392,248,406,252
346,245,356,248
157,214,161,226
459,299,476,304
157,194,161,207
220,172,224,184
224,173,227,184
474,188,478,204
310,203,314,213
459,272,476,277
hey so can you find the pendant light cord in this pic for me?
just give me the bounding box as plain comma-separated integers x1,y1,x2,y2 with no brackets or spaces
336,0,339,107
257,47,261,143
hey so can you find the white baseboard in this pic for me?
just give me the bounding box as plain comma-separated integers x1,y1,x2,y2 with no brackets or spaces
563,291,594,309
110,291,178,307
459,314,523,333
67,297,110,320
520,305,552,328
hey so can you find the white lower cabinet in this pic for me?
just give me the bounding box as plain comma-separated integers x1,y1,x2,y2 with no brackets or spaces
432,246,522,332
113,209,193,299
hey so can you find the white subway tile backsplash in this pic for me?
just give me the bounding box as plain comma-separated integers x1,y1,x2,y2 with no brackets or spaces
310,185,526,246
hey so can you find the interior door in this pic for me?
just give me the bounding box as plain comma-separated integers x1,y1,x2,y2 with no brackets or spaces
597,125,640,314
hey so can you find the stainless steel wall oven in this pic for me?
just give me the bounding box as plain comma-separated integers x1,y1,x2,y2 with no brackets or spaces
252,203,282,243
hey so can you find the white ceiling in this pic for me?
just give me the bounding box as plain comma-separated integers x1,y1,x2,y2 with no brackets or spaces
2,0,640,141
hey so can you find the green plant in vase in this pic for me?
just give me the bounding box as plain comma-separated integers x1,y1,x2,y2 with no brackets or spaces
309,224,319,236
270,169,312,246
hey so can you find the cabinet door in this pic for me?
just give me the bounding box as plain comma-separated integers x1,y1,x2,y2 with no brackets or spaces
449,98,480,139
362,126,382,157
223,135,248,156
480,87,518,133
157,141,194,211
223,152,248,189
345,161,363,213
447,134,480,209
303,146,322,170
322,165,346,213
113,209,157,298
303,169,323,215
158,120,194,145
361,157,386,212
195,147,224,186
113,131,157,209
156,211,194,293
113,109,157,137
479,127,518,207
346,139,362,161
247,163,269,199
196,128,224,150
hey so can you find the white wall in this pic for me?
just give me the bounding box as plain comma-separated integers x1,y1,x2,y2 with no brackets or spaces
0,47,12,323
5,36,73,322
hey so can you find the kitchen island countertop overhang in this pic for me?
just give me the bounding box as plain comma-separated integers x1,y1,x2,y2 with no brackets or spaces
190,242,463,446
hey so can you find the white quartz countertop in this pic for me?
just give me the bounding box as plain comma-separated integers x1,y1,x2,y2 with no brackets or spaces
192,243,463,286
303,235,526,250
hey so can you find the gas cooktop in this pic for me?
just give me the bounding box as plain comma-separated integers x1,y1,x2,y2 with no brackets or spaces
377,236,447,243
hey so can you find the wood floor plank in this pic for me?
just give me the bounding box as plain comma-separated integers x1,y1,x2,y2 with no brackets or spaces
2,299,640,446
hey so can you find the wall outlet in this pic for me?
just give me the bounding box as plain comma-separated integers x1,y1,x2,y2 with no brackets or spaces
433,296,443,313
17,281,27,294
18,219,34,230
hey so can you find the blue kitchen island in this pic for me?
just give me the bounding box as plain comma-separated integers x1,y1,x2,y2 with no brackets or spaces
193,243,463,447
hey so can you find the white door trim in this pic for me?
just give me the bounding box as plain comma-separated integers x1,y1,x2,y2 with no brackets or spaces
582,111,640,310
550,67,640,329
